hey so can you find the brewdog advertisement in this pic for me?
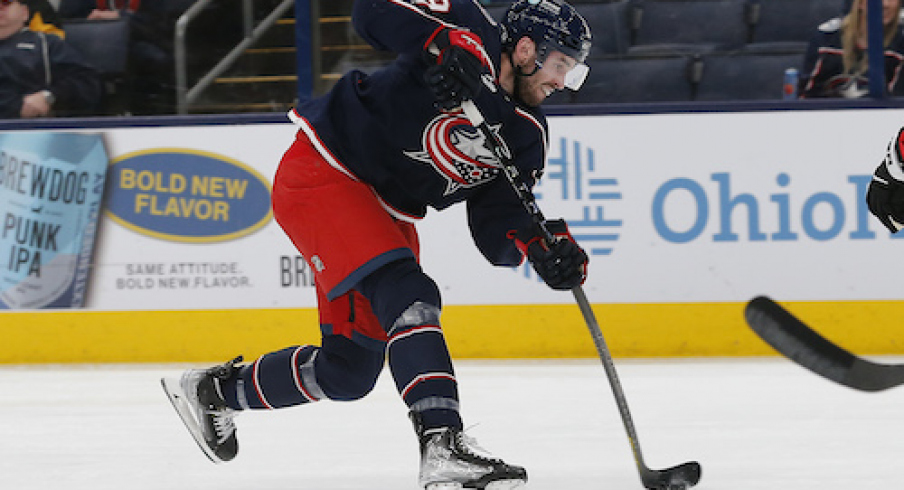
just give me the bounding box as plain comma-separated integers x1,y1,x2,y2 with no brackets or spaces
0,132,108,309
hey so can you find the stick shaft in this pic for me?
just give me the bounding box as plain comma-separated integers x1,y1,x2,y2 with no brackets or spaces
572,285,650,472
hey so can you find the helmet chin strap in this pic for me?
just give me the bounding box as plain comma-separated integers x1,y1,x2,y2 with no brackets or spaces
510,56,539,105
514,60,539,78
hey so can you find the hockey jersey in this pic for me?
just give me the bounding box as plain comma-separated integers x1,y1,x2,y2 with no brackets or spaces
290,0,549,267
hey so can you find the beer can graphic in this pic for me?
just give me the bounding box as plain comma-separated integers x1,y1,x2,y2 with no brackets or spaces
0,132,109,309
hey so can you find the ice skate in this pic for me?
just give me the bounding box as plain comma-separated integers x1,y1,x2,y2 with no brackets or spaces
412,413,527,490
161,356,242,463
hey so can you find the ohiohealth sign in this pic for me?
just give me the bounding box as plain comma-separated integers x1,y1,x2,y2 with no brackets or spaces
487,110,904,305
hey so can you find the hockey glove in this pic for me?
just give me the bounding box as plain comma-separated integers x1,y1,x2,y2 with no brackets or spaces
512,219,589,291
424,27,492,111
867,127,904,233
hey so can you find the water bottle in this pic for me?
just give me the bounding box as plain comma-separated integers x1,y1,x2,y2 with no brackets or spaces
783,68,799,100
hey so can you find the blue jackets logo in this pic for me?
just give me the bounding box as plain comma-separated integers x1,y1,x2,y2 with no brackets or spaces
404,113,503,195
107,149,272,242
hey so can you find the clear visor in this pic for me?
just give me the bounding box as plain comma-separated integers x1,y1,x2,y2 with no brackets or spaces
564,63,590,91
537,47,591,91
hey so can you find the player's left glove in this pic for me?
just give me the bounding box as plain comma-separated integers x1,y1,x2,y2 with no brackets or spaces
424,27,492,111
512,219,589,291
867,127,904,233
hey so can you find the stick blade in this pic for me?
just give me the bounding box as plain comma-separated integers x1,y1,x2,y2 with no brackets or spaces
744,296,887,391
744,296,857,386
642,461,702,490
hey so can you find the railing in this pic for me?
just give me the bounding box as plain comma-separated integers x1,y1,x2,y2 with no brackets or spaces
174,0,296,114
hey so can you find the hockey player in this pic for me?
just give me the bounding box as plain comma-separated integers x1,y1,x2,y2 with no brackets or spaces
162,0,592,488
867,126,904,232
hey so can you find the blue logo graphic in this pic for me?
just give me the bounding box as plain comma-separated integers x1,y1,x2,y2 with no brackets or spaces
107,149,272,243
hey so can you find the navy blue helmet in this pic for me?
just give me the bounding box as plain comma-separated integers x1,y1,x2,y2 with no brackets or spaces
499,0,592,89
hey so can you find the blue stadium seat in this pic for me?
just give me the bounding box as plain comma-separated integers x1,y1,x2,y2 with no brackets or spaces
572,54,698,103
695,50,806,100
63,19,130,77
576,1,632,57
63,18,131,115
748,0,847,46
627,0,752,56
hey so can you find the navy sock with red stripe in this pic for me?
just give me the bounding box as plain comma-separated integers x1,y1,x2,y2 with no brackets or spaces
387,319,462,431
221,345,322,410
221,336,385,410
356,259,462,431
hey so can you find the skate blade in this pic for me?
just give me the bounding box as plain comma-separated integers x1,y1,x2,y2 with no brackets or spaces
484,480,525,490
426,480,525,490
160,377,223,464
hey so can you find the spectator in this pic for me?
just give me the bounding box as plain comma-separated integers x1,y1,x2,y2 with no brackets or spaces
800,0,904,98
0,0,101,118
58,0,174,114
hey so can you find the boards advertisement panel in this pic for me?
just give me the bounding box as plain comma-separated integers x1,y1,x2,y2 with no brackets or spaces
66,110,904,309
2,108,903,361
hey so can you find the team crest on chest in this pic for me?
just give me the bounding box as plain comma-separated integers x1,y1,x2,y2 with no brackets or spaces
404,112,505,195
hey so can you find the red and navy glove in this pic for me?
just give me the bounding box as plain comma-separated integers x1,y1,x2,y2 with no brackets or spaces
424,27,492,111
512,219,589,291
867,127,904,233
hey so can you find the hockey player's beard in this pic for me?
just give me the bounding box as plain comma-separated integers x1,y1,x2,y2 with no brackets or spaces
513,64,545,107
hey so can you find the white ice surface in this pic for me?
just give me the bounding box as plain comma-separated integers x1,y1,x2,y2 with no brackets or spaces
1,358,902,490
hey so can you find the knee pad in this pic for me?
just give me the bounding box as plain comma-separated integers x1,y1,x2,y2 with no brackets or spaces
356,258,441,333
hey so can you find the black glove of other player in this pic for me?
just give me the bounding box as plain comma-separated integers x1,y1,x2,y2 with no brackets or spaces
512,219,589,291
867,127,904,233
424,28,491,111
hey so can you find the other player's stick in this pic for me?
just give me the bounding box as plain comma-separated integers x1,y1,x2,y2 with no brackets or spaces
745,295,904,392
461,100,702,490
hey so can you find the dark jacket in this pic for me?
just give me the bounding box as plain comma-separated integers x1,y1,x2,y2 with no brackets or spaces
800,16,904,98
0,28,101,118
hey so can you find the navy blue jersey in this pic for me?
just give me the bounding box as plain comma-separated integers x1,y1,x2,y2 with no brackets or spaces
290,0,549,267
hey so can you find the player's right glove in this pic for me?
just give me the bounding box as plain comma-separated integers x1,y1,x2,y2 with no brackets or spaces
511,219,589,291
867,127,904,233
424,27,492,111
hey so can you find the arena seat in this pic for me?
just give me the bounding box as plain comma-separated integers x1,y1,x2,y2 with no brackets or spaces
695,50,806,101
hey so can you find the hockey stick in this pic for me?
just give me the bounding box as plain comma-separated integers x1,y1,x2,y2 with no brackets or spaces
745,295,904,392
461,100,701,490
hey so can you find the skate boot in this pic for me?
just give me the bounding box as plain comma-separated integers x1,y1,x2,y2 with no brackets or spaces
161,356,243,463
411,412,527,490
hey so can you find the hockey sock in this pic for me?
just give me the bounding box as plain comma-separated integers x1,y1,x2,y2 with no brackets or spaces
221,345,323,410
357,259,461,430
387,303,462,431
221,337,385,410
